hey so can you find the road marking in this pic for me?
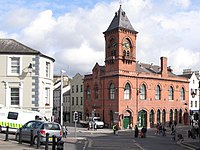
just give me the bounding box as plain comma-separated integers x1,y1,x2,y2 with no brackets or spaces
132,139,145,150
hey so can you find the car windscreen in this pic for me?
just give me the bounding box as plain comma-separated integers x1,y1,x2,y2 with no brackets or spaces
41,123,61,130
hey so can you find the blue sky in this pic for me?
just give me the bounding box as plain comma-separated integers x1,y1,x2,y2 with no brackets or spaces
0,0,200,77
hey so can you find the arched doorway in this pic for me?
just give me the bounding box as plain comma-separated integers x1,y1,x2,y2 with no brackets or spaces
150,109,155,128
179,109,182,124
170,109,173,122
123,110,132,129
162,109,166,124
174,109,178,124
183,109,189,125
157,109,161,123
138,110,147,127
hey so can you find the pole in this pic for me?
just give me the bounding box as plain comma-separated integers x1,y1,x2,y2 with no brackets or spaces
75,120,77,138
60,70,65,126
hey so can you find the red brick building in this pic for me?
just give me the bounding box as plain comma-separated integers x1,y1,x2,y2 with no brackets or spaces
84,6,189,129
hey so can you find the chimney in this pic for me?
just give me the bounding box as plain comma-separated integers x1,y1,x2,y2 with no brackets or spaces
161,57,168,77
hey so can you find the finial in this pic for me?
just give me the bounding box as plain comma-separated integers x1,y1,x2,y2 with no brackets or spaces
119,0,123,7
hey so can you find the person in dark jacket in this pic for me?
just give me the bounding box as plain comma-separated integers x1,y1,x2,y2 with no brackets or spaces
134,125,139,138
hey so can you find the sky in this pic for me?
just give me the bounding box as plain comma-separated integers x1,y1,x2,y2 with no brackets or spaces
0,0,200,77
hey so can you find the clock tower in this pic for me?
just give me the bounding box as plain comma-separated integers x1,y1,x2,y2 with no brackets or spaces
103,5,138,75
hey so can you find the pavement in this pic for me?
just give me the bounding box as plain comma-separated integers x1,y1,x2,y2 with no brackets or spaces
0,125,199,150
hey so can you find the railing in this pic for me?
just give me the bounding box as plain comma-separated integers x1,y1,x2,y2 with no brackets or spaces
2,126,64,150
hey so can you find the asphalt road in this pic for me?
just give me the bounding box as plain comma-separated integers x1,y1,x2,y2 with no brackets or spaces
0,125,199,150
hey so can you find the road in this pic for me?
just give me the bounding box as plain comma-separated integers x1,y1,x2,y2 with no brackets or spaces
0,125,199,150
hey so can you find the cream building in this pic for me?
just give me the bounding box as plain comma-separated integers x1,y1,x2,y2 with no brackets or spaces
0,39,55,120
70,73,84,123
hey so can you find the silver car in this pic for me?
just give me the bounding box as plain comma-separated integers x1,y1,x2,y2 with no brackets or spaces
15,120,63,144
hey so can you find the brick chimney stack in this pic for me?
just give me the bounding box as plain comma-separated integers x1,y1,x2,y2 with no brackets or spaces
161,57,168,77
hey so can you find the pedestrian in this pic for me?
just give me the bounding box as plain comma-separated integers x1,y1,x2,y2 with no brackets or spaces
113,124,117,135
63,126,68,138
134,125,139,138
141,126,147,138
162,125,166,136
94,123,97,131
171,129,176,141
174,120,177,127
171,125,175,135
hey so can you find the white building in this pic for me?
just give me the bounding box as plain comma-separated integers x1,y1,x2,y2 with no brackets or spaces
53,75,70,124
180,69,200,122
0,39,55,120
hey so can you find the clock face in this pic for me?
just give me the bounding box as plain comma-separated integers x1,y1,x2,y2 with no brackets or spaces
123,39,131,50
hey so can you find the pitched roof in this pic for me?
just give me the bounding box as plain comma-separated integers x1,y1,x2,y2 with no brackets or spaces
136,62,178,77
105,5,138,33
0,39,55,61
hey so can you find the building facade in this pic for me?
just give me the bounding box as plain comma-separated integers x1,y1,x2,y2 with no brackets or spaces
0,39,55,120
179,69,200,123
84,6,189,129
53,75,70,124
70,73,84,123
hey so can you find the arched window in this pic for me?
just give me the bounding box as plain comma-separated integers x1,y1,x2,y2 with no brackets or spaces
140,84,146,100
86,86,90,100
109,83,115,100
155,85,161,100
180,87,185,100
169,86,174,100
124,83,131,100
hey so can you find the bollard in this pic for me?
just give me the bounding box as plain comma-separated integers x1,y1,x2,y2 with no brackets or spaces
52,135,56,150
45,133,49,150
4,126,9,141
19,128,22,144
57,140,64,150
30,129,34,146
36,130,40,149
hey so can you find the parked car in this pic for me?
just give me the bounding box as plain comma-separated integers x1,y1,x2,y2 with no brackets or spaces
15,120,63,144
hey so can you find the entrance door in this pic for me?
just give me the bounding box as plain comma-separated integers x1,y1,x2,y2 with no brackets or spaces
138,110,147,127
123,117,129,129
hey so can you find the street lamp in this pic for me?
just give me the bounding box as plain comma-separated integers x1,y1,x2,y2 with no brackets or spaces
60,69,66,126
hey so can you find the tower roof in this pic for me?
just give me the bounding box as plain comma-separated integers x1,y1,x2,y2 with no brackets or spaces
105,5,138,33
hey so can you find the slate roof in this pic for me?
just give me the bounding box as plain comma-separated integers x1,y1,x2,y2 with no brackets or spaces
0,39,55,61
136,62,178,77
105,5,138,33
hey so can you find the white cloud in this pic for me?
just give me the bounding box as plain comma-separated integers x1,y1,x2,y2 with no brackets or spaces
0,0,200,77
169,0,191,9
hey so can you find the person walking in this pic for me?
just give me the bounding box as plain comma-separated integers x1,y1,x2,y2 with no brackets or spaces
113,124,117,135
134,125,139,138
162,125,166,136
63,126,68,138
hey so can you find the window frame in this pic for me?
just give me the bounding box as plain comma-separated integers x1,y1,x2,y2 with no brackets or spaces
124,83,131,100
10,87,20,106
169,86,174,100
155,85,161,100
109,83,115,100
140,84,146,100
180,87,185,100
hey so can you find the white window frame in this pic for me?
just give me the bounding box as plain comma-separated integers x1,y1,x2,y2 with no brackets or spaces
45,87,50,105
7,56,22,76
46,62,50,77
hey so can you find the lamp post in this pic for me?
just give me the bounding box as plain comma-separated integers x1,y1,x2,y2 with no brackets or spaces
60,70,66,126
198,81,200,142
